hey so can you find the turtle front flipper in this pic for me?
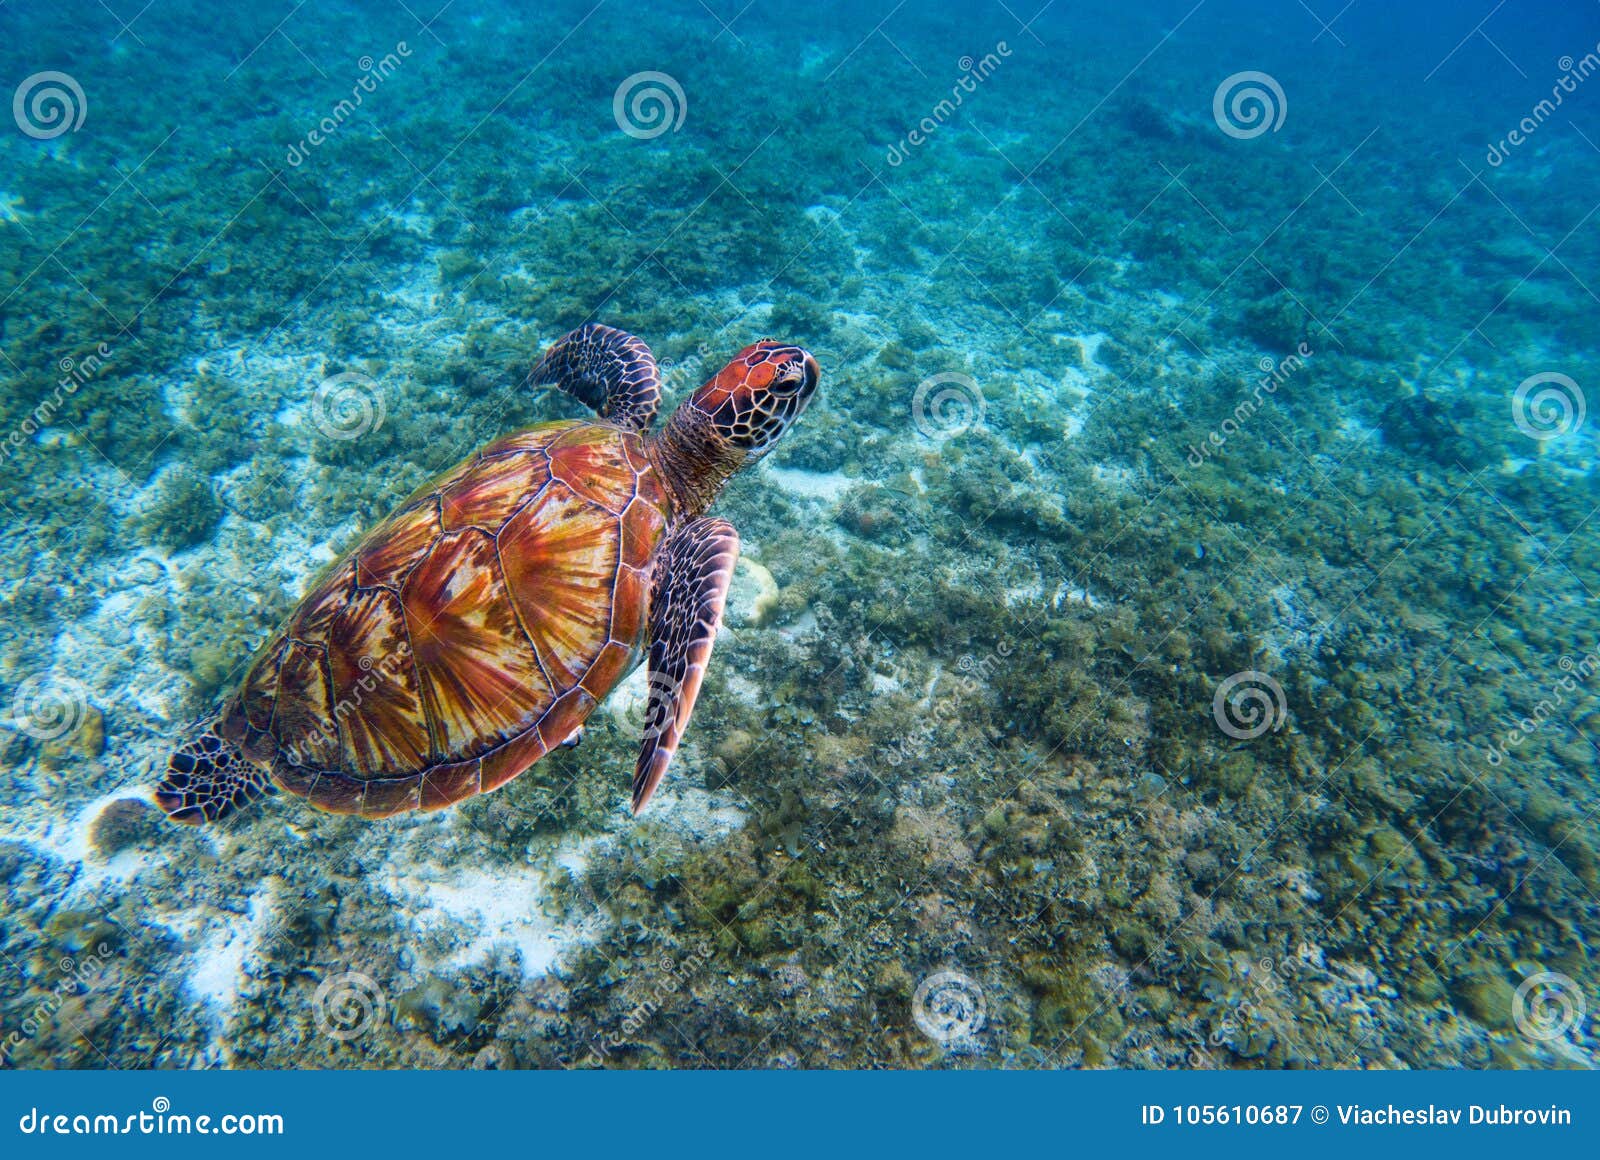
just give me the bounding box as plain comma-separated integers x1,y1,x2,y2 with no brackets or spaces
530,323,662,433
633,517,739,814
155,713,277,824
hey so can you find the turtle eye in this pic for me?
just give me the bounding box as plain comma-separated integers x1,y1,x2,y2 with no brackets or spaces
770,367,804,394
769,355,816,396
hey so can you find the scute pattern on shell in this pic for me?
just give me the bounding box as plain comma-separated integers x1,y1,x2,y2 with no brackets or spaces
223,419,669,817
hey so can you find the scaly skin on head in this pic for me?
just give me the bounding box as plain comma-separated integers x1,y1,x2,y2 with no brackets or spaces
648,341,821,519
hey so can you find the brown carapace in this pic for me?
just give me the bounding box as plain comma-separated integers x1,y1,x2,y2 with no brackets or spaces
157,325,819,825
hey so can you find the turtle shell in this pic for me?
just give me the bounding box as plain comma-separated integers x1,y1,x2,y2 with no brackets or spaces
217,419,671,818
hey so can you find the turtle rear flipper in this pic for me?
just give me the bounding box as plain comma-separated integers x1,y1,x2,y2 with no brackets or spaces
530,323,662,433
632,517,739,814
155,718,276,825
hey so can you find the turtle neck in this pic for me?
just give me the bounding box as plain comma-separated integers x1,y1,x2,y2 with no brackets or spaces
647,404,744,520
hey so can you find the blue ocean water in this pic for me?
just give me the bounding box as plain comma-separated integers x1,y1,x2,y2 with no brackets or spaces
0,0,1596,1069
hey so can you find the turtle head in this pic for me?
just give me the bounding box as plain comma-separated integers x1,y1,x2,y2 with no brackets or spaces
654,341,820,515
692,340,820,461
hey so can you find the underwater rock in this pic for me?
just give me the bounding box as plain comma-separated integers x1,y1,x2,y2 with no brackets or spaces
1115,97,1185,142
471,1043,509,1069
38,702,105,770
43,908,123,958
1450,971,1514,1032
132,465,223,551
395,976,480,1041
715,727,757,763
87,796,166,858
729,557,780,627
1241,292,1309,352
0,840,25,883
770,956,810,997
1379,389,1496,469
280,886,341,948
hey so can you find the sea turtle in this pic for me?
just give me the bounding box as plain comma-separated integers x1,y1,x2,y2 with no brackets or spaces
156,324,819,824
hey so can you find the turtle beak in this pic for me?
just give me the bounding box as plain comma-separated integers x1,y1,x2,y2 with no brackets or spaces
801,351,821,399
